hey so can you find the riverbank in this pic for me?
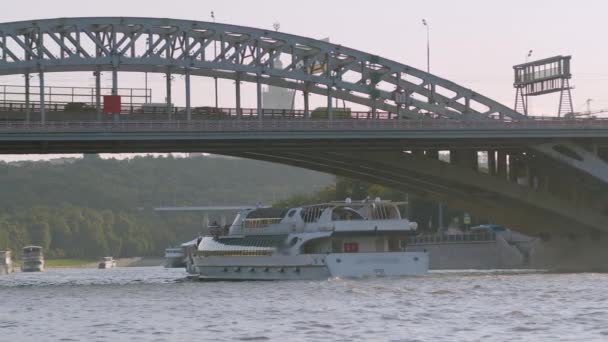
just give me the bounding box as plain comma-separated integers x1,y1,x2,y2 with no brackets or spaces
11,257,164,270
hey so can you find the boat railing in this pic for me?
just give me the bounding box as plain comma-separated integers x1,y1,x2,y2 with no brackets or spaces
408,232,497,245
242,218,284,229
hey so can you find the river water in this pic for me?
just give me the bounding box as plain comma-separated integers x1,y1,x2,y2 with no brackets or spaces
1,267,607,341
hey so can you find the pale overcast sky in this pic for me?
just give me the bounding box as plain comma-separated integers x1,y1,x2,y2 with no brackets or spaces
1,0,607,160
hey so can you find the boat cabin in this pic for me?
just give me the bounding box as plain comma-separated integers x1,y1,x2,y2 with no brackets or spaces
22,246,43,257
200,199,417,257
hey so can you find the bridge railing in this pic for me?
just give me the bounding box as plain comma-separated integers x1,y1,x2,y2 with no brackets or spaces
0,100,397,120
1,118,608,133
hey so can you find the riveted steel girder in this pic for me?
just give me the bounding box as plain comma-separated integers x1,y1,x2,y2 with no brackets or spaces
0,17,525,120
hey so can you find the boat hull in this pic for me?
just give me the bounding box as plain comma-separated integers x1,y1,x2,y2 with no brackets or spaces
192,252,428,281
164,256,186,268
21,262,44,272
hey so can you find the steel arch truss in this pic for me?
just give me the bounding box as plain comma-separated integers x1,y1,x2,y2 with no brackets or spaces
0,17,524,120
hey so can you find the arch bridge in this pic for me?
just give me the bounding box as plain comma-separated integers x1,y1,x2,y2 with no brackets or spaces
0,17,607,239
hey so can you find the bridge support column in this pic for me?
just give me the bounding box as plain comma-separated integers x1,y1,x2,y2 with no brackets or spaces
304,89,310,119
426,150,439,160
38,71,45,124
165,72,172,120
25,73,30,122
236,75,242,119
371,100,377,119
508,153,523,183
487,150,497,176
112,67,119,122
95,70,101,121
111,68,118,95
256,74,262,120
497,151,508,180
450,150,478,171
327,86,333,121
185,68,191,121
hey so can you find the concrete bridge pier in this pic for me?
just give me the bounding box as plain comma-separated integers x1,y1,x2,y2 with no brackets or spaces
487,150,497,176
530,233,608,271
450,149,478,171
425,150,439,160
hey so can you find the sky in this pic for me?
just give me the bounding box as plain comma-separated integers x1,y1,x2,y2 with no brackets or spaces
1,0,607,160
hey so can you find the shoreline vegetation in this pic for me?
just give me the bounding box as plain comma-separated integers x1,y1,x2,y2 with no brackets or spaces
11,257,164,269
0,155,333,260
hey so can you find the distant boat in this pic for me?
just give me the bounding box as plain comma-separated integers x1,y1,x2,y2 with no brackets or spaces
164,247,186,268
21,246,44,272
98,257,117,269
0,250,14,274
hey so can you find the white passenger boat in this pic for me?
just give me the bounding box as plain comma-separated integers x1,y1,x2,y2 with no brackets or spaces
98,257,117,269
21,246,44,272
164,247,186,268
189,199,429,280
0,250,14,274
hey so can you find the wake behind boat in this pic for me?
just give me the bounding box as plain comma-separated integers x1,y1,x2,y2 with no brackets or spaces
188,199,429,280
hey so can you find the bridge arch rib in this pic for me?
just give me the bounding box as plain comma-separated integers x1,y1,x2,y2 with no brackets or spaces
0,17,525,120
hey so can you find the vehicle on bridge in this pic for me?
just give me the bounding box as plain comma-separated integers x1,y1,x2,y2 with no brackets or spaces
188,199,428,280
21,246,44,272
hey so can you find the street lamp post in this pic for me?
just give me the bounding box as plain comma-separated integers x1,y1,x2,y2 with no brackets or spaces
211,11,219,108
422,18,443,232
526,49,533,63
422,19,430,73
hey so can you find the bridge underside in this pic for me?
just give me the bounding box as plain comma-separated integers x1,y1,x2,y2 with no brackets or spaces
2,131,607,238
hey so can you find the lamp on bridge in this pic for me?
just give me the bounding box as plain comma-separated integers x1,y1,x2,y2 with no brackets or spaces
421,19,430,73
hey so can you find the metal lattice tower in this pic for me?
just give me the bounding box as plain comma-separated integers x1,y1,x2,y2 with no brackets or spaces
558,78,574,117
513,56,573,117
514,87,528,116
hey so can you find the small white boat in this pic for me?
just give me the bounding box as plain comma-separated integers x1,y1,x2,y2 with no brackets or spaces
21,246,44,272
189,198,429,280
164,247,186,268
0,250,14,274
98,257,117,269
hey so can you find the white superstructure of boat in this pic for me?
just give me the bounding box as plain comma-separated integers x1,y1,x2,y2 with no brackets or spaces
21,246,44,272
0,250,14,275
98,257,117,269
190,199,428,280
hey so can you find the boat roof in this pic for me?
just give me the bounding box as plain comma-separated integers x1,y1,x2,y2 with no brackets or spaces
23,245,42,249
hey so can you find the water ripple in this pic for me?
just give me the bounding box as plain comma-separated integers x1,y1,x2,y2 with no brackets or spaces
1,268,608,341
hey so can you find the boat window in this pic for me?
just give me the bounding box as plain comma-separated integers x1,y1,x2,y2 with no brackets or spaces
300,205,330,223
243,218,283,229
331,207,364,221
370,204,400,220
344,242,359,253
287,210,296,218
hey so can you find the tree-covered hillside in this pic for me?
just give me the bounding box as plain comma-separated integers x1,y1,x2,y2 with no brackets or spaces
0,155,333,258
